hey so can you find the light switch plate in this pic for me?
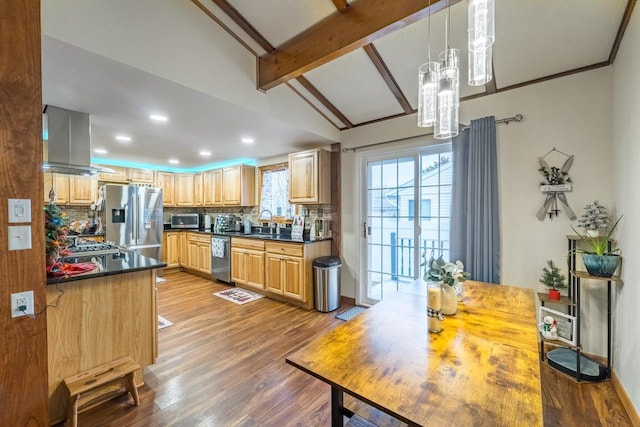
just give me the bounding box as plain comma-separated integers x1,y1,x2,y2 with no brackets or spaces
8,225,32,251
8,199,31,223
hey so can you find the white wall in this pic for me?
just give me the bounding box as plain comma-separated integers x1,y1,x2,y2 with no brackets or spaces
612,8,640,416
341,67,614,355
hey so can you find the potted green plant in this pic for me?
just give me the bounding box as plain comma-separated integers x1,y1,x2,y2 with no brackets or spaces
539,260,567,300
570,216,622,278
577,200,610,237
423,253,469,315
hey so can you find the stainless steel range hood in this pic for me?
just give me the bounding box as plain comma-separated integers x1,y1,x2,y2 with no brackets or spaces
42,105,113,176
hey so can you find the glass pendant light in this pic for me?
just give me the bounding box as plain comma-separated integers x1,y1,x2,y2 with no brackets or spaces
435,48,459,139
418,0,439,128
468,0,494,86
435,0,459,139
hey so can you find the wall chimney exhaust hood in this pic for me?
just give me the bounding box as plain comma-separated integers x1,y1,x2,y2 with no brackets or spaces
42,105,114,176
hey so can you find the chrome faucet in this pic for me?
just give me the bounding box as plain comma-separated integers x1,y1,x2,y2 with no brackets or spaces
259,209,274,234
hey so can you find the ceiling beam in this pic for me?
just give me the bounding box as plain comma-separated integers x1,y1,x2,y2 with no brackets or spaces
608,0,636,64
209,0,275,53
258,0,462,91
295,76,353,128
331,0,350,12
363,44,413,114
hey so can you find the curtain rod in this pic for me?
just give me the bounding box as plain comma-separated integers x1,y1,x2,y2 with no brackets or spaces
342,114,524,152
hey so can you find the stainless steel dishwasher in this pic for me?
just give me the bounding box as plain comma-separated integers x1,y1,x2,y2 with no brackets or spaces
211,235,231,284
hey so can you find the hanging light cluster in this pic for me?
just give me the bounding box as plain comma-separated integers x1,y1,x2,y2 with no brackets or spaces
417,0,495,139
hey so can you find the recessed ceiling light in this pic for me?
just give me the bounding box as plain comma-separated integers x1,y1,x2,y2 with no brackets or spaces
241,138,254,144
94,148,108,154
149,114,168,122
115,135,131,142
168,159,180,164
199,150,212,157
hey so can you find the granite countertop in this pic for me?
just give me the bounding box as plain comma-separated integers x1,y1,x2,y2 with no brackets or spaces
163,227,332,243
46,251,166,285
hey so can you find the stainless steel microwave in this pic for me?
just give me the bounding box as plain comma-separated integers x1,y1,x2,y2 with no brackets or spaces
170,213,199,229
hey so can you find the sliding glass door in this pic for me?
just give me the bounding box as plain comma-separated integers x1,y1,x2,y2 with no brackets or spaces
360,144,451,306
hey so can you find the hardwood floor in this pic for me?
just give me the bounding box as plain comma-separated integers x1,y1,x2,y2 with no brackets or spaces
73,272,633,426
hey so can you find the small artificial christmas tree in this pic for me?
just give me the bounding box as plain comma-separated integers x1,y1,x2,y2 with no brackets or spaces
577,200,610,231
45,203,70,263
539,260,566,299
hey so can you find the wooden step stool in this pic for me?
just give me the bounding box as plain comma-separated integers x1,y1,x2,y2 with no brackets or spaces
63,356,141,427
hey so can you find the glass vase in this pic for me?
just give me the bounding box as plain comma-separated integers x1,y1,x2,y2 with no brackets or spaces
454,282,464,302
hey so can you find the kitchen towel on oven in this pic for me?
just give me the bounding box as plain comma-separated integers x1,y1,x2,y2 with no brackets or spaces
211,238,226,258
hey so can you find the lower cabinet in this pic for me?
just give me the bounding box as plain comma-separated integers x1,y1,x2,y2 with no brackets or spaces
185,232,211,274
163,232,180,268
231,238,331,309
265,248,305,302
231,238,265,290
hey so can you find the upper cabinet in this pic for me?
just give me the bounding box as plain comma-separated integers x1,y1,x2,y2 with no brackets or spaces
203,169,223,206
97,165,154,184
194,173,204,207
222,165,255,206
43,174,69,204
156,171,175,207
43,174,97,206
175,173,195,207
289,148,331,204
68,176,98,205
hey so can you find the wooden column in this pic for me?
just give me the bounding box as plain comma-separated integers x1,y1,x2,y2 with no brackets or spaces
0,0,49,425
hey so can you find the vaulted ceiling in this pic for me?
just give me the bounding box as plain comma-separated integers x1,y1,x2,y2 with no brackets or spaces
41,0,635,169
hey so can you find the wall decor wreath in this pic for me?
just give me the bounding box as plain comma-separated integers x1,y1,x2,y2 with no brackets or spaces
536,148,576,221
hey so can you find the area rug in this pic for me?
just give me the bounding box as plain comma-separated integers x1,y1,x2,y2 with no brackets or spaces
158,315,173,329
336,306,367,321
156,277,167,283
214,288,264,305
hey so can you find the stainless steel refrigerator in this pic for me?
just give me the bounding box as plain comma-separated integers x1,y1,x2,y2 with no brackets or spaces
103,184,163,260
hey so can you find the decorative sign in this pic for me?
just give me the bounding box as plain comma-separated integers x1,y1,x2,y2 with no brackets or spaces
538,306,577,346
536,147,576,221
292,215,305,240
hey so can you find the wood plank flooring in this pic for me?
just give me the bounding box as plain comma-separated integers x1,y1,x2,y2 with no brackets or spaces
71,272,633,426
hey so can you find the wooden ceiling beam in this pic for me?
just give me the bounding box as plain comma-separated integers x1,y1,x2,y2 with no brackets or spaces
258,0,462,91
332,0,350,12
363,44,413,114
209,0,275,53
295,76,353,128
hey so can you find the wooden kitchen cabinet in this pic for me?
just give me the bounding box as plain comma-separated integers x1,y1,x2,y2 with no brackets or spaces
68,175,98,205
194,172,204,206
265,240,331,309
231,238,265,290
288,148,331,204
163,231,180,268
186,232,211,274
98,165,128,182
203,169,223,206
97,165,154,184
156,171,175,206
179,232,187,267
222,164,255,206
175,173,195,207
43,173,69,204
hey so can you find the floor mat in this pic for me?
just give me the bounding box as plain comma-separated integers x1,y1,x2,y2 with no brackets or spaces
336,306,367,321
156,277,167,283
158,315,173,329
214,288,265,305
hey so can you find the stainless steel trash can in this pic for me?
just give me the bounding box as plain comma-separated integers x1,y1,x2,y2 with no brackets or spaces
313,256,342,312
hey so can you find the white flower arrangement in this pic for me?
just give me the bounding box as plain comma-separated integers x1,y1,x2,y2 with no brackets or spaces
422,253,470,286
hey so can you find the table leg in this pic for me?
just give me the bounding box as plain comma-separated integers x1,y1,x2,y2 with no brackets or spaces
331,386,343,427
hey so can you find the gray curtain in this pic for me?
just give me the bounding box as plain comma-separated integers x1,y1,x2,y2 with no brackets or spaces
450,116,500,283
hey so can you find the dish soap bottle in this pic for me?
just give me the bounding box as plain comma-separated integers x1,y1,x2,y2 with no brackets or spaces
244,219,251,234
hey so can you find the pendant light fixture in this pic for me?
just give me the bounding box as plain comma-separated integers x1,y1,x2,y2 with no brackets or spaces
434,0,459,139
417,0,439,128
468,0,494,85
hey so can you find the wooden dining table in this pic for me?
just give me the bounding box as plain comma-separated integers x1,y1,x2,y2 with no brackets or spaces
286,280,543,426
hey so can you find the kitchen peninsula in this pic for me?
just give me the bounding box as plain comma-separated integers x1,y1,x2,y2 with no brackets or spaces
46,251,165,424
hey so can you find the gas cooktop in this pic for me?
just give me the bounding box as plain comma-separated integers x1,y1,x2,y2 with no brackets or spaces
67,243,123,256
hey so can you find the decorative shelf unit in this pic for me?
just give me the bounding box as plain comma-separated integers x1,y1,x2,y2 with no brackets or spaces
538,236,621,382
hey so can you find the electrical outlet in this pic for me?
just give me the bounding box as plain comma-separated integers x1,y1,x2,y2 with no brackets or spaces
11,291,34,318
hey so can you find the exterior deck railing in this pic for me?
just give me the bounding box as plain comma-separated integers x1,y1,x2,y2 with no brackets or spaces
390,232,448,280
